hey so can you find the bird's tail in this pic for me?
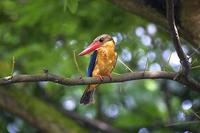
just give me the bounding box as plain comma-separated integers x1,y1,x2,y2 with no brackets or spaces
80,85,96,105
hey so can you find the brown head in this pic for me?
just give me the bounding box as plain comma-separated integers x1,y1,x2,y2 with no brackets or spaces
79,34,114,56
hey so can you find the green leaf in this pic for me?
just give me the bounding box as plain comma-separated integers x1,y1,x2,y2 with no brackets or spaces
63,0,67,12
67,0,78,14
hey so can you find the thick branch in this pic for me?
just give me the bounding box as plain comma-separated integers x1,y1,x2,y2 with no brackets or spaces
166,0,200,91
0,71,175,85
0,71,199,92
166,0,190,77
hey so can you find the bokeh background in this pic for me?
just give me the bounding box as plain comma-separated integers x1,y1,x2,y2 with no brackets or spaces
0,0,200,133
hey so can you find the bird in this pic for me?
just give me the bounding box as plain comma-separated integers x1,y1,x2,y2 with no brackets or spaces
78,34,117,105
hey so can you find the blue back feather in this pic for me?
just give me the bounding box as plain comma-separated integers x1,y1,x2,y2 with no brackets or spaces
87,51,97,77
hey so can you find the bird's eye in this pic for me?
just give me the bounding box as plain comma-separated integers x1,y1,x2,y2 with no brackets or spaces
99,37,104,42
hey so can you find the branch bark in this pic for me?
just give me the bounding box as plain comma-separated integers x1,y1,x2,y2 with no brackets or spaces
0,71,175,85
165,0,200,92
166,0,190,77
0,71,199,92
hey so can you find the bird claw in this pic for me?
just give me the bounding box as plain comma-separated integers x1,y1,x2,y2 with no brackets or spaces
96,75,104,81
96,75,112,81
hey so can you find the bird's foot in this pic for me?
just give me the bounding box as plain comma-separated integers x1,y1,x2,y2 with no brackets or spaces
96,75,104,81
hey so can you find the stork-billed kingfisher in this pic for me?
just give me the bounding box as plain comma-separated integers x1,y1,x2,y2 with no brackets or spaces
79,34,117,105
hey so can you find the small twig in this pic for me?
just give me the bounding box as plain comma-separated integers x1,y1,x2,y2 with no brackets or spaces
188,47,200,59
144,57,148,72
118,58,134,73
191,58,197,66
163,51,172,71
11,56,15,77
73,50,83,77
173,72,180,81
165,120,200,127
191,65,200,70
191,110,200,120
112,72,121,75
167,52,172,65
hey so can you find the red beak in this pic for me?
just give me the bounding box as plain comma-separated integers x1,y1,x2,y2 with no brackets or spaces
79,41,101,56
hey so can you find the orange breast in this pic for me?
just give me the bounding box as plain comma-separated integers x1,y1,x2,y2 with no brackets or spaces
92,41,117,77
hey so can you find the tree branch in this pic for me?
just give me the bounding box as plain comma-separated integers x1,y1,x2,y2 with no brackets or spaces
166,0,200,91
166,0,191,77
0,71,199,92
0,71,175,85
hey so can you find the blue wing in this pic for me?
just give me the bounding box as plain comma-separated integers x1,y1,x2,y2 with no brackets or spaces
87,50,97,77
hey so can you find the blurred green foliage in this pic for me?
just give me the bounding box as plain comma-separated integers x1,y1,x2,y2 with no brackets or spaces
0,0,200,133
